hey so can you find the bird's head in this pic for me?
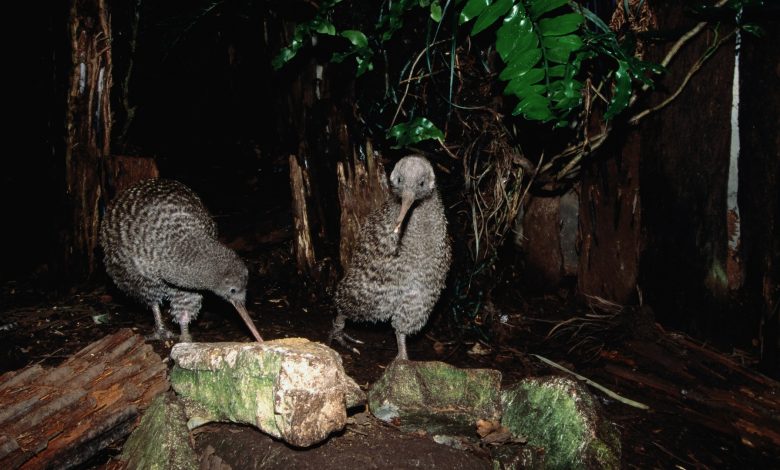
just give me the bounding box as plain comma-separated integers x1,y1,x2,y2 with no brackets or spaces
215,256,249,304
389,155,437,233
214,254,263,343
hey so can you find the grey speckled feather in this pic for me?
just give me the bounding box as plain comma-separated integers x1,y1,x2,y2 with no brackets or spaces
99,179,263,343
331,155,451,360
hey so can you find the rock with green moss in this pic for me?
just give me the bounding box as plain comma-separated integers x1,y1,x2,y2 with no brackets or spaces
501,376,620,470
368,360,502,435
169,338,365,447
119,393,199,470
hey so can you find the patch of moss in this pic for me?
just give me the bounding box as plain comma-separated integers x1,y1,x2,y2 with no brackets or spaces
120,393,198,470
170,349,282,432
501,377,619,470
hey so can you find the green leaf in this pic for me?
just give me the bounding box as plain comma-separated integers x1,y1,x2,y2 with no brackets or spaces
538,12,584,36
499,48,542,80
330,51,353,64
512,94,554,120
542,34,583,63
496,12,536,60
460,0,491,24
529,0,568,20
471,0,514,36
503,68,546,95
355,56,374,77
341,30,368,48
605,60,631,119
310,19,336,35
741,23,764,37
272,46,297,70
387,117,445,148
430,1,443,22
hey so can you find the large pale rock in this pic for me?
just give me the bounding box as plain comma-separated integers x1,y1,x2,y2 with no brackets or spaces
501,376,621,470
169,338,365,447
118,393,198,470
368,360,502,435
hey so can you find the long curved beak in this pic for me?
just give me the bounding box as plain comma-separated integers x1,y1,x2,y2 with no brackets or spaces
231,300,264,343
394,192,415,234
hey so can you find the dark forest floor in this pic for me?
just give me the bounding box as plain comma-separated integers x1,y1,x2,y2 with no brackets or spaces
1,237,778,469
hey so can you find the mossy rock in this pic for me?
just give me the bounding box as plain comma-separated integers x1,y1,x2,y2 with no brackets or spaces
368,360,502,435
119,393,199,470
501,376,620,470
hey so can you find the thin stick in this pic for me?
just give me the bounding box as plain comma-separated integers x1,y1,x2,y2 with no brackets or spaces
531,353,650,410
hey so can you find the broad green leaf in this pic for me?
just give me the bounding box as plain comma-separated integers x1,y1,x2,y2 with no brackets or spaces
388,117,445,148
499,48,542,80
341,30,368,48
272,46,297,70
542,34,583,63
430,1,443,22
529,0,569,20
496,15,535,60
547,64,567,77
503,68,546,95
471,0,513,35
538,12,584,36
553,96,581,110
310,19,336,35
605,60,631,119
460,0,491,24
513,94,553,120
355,56,374,77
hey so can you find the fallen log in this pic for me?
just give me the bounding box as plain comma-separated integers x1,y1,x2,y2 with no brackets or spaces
0,328,168,469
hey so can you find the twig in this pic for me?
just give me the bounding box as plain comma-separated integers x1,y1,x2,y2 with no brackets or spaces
390,40,448,128
629,28,736,125
531,353,650,410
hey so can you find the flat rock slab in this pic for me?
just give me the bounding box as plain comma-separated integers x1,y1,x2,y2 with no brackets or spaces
368,360,502,435
170,338,365,448
501,376,621,470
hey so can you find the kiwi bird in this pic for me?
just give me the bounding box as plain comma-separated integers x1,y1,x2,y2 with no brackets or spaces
331,155,451,360
99,178,263,343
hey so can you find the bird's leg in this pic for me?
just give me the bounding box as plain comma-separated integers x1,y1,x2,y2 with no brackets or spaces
170,292,201,343
145,304,177,341
174,310,194,343
329,313,363,354
395,331,409,361
178,320,192,343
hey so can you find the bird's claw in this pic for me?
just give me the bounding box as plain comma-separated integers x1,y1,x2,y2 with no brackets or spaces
329,332,363,355
145,329,177,341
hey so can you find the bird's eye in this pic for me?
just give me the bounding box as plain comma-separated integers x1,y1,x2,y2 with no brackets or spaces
396,177,401,184
419,180,425,187
230,288,237,294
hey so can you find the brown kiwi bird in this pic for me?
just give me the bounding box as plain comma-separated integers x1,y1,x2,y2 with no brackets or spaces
331,155,451,360
99,178,263,343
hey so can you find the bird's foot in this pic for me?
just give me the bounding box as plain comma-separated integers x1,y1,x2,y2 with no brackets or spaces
145,328,177,341
329,331,363,355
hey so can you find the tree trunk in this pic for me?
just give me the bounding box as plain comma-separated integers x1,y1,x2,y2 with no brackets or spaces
336,140,388,268
739,26,780,376
639,2,736,341
64,0,113,279
290,153,318,276
105,155,159,198
577,130,642,304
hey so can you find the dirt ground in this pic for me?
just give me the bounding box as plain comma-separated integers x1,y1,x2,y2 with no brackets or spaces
1,225,778,469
